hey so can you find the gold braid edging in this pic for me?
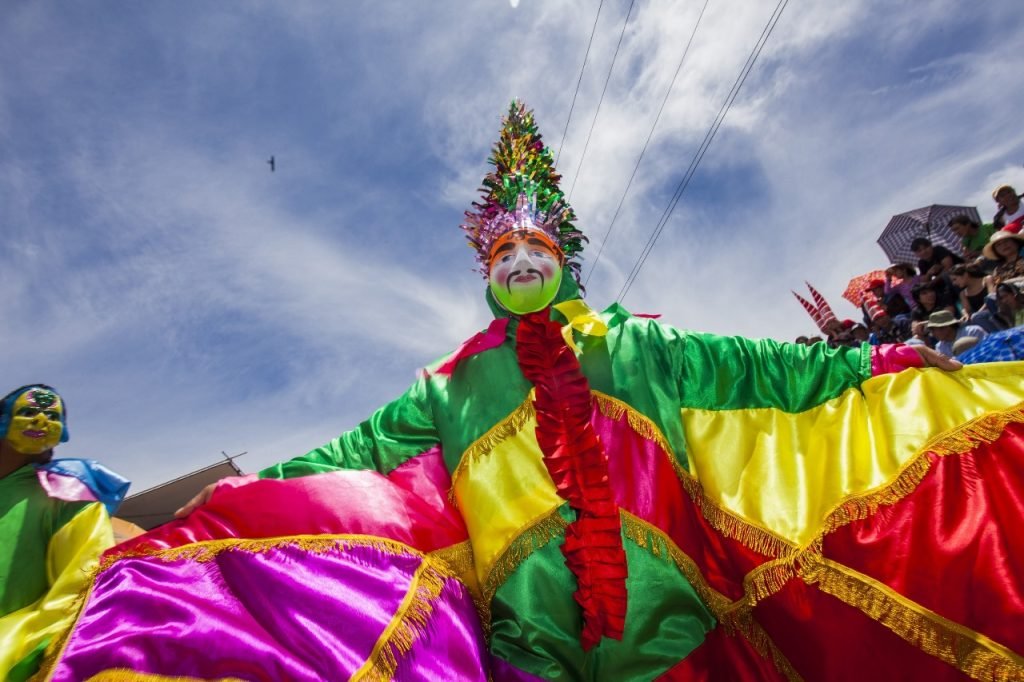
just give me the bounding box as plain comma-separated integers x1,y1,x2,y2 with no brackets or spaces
818,403,1024,538
619,511,803,682
99,534,426,572
801,556,1024,682
449,396,536,502
350,558,451,682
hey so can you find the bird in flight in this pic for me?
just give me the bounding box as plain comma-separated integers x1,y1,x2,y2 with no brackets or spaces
267,156,276,172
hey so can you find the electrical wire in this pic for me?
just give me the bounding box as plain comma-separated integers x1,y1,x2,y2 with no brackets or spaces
566,0,638,201
583,0,710,288
616,0,788,303
556,0,606,166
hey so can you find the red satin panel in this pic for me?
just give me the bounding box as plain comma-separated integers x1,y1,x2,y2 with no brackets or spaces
824,423,1024,650
654,625,790,681
109,447,468,558
594,409,771,602
755,580,971,682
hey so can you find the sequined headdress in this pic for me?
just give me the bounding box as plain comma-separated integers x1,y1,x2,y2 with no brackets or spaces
461,101,586,280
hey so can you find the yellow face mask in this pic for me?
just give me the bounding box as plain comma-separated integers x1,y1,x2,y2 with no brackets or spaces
5,388,64,455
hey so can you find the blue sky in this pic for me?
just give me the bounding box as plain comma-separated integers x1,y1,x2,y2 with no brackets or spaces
3,1,1023,491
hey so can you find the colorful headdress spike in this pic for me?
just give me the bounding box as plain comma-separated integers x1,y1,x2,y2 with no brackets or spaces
805,282,838,325
792,291,825,331
462,100,586,281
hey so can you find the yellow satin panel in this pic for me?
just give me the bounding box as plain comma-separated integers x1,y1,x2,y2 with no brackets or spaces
554,298,608,354
0,502,112,678
452,414,562,586
681,362,1024,548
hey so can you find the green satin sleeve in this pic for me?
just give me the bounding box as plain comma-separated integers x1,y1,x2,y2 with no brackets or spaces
673,329,872,412
259,377,440,479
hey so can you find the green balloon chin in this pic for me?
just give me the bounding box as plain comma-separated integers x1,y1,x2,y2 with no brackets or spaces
490,271,562,315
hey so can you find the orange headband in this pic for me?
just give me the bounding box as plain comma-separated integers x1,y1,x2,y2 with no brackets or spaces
487,228,563,272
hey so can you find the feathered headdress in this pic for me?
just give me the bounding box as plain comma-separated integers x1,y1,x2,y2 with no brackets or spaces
461,101,586,281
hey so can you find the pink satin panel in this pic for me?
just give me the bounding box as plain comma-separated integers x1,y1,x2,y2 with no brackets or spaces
113,446,467,558
870,343,925,375
824,424,1024,650
51,542,487,681
35,469,98,504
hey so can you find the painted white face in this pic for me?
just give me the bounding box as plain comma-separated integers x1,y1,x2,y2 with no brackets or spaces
488,230,563,314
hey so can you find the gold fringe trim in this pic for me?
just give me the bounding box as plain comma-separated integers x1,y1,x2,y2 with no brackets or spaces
619,510,731,618
82,671,244,681
429,541,487,622
675,469,796,559
481,508,569,622
736,557,798,608
724,611,805,682
99,534,425,572
351,559,450,682
802,556,1024,682
619,511,803,682
449,395,536,502
819,403,1024,538
592,391,674,455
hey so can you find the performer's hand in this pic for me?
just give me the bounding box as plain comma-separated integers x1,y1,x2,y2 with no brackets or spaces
174,483,217,518
914,346,963,371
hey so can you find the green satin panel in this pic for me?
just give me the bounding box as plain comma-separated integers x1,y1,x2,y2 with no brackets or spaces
674,330,871,412
490,518,715,681
0,466,89,615
261,376,442,478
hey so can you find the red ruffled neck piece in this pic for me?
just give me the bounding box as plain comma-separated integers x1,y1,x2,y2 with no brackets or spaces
515,310,628,650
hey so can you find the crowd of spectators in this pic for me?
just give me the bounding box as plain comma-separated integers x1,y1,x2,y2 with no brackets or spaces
794,184,1024,357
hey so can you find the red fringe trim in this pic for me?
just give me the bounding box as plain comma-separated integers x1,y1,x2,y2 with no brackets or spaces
515,311,628,649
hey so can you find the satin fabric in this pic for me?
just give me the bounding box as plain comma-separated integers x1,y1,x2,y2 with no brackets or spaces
824,423,1024,656
50,540,487,682
0,503,112,681
681,362,1024,546
35,459,130,515
122,446,467,556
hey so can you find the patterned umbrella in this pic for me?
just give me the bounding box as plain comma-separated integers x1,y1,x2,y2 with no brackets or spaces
876,205,980,265
842,269,888,306
958,327,1024,364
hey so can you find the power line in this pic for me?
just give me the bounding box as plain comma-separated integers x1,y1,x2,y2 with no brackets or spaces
616,0,788,303
584,0,711,288
567,0,638,201
556,0,606,166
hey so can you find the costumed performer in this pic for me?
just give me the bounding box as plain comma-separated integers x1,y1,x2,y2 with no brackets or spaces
0,385,129,681
51,103,1024,681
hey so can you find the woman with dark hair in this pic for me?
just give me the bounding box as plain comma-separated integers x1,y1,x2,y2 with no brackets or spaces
910,280,956,324
996,282,1024,327
951,263,1005,332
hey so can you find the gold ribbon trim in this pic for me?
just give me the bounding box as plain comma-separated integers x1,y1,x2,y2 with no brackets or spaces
83,672,244,681
100,534,430,573
449,395,535,502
